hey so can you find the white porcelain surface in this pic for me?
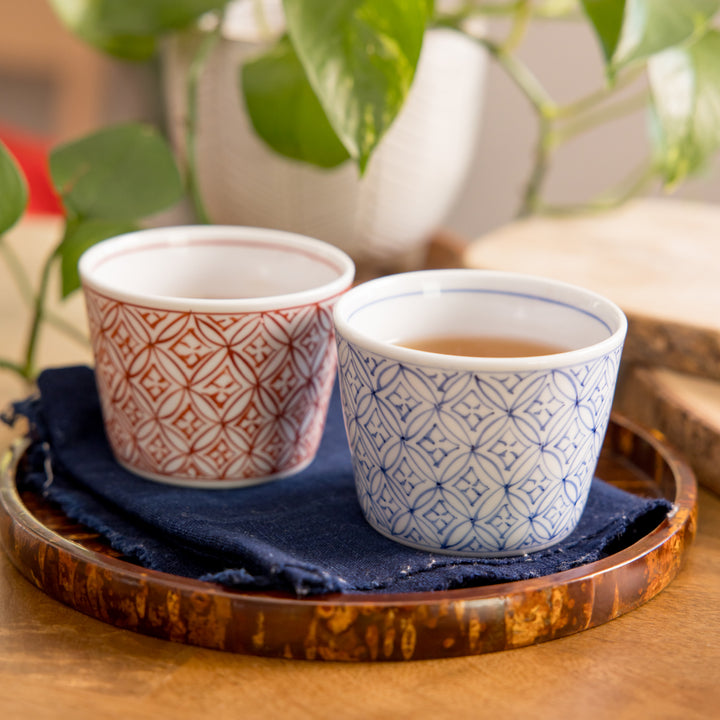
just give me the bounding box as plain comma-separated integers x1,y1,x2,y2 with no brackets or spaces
79,225,354,310
80,226,354,487
333,270,627,556
162,26,487,264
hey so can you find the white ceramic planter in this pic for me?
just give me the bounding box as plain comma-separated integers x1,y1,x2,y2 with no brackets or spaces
162,9,487,266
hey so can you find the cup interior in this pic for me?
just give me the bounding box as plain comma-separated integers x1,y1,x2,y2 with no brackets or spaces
335,270,627,368
79,226,354,309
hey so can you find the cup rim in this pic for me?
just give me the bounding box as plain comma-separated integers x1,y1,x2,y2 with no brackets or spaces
333,269,628,371
79,225,356,312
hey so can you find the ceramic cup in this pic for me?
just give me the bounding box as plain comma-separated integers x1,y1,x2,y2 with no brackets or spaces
79,225,355,487
333,269,627,556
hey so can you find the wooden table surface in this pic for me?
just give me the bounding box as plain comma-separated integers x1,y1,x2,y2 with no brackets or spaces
1,218,719,720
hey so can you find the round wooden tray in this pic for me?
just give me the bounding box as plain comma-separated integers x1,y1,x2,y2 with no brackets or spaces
0,414,697,662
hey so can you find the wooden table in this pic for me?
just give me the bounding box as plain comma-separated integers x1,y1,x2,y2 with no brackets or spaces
1,219,719,719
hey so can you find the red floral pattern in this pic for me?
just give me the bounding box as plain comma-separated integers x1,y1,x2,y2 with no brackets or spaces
84,288,339,484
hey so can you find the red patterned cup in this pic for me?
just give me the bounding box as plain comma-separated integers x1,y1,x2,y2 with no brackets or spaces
79,226,355,487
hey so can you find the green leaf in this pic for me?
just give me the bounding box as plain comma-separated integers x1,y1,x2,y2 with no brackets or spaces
49,0,228,60
283,0,428,172
580,0,626,64
613,0,720,69
81,33,156,62
0,141,28,234
241,37,351,168
49,123,183,221
56,218,138,297
648,30,720,187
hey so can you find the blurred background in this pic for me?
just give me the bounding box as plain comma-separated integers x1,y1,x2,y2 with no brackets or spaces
3,0,720,241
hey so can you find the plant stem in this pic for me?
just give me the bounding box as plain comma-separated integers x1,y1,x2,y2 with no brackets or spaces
185,14,224,225
534,0,583,20
551,65,646,120
478,38,557,116
501,0,531,53
474,35,653,215
21,251,56,379
434,0,579,24
474,38,558,212
0,358,26,376
0,235,88,350
539,160,657,216
0,236,35,305
436,1,523,21
519,115,553,216
44,313,89,347
549,90,650,148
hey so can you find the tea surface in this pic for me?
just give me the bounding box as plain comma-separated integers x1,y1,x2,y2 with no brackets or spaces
395,335,567,358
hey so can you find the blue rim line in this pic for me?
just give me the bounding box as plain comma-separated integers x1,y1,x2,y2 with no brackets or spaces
346,288,614,334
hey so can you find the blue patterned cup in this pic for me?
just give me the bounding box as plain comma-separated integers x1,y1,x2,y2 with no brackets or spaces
333,270,627,556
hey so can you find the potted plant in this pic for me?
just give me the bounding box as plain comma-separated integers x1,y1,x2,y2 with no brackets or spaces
2,0,720,382
46,0,489,270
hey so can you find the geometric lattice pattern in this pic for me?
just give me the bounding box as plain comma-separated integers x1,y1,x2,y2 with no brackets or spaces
336,333,623,555
85,288,338,485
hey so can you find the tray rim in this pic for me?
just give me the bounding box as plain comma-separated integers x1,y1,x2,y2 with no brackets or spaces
0,413,698,661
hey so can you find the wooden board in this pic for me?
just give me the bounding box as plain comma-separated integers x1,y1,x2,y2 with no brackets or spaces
0,414,696,662
617,365,720,496
463,199,720,380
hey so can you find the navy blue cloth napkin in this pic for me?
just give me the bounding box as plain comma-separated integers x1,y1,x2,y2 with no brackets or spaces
10,366,671,597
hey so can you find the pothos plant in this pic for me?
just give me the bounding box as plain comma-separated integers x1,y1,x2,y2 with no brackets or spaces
2,0,720,382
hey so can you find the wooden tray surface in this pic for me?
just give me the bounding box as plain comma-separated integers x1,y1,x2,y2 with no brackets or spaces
0,414,697,662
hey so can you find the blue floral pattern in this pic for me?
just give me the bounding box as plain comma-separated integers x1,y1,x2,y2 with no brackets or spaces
336,334,623,556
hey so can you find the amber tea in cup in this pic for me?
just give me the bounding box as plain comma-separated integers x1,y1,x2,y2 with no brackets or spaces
394,335,568,358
